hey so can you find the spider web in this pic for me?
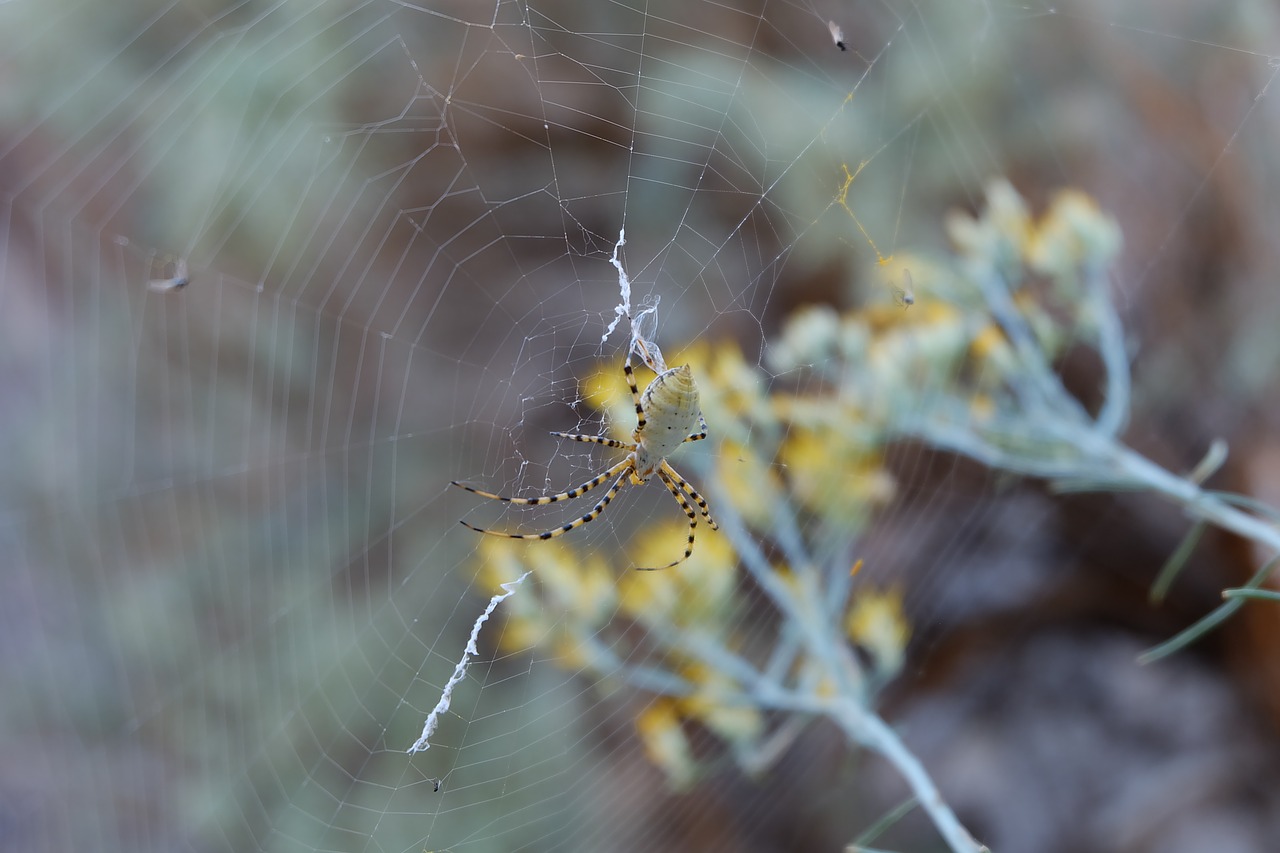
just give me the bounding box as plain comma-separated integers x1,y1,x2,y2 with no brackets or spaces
5,1,1280,852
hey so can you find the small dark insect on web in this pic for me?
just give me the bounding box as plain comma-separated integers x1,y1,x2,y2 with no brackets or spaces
890,268,916,308
147,256,190,292
828,20,847,51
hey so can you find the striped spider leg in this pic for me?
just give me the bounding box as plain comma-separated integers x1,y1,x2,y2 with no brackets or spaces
453,355,717,569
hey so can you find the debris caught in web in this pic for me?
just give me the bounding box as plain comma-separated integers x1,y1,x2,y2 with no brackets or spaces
406,571,532,754
602,228,667,372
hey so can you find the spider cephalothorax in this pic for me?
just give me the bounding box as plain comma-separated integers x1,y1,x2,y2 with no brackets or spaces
453,355,717,570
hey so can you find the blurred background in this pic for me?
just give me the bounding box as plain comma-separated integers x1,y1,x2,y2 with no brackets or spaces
3,0,1280,851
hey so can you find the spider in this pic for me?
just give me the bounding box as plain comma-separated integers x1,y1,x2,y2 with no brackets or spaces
453,355,717,570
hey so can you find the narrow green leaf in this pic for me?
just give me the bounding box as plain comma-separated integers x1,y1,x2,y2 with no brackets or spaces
1139,553,1280,664
1222,588,1280,603
1149,520,1206,606
848,795,918,851
1186,438,1227,484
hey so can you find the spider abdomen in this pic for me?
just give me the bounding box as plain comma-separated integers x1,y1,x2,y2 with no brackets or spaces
634,364,700,478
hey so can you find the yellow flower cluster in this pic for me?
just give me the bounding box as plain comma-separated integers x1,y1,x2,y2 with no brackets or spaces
773,181,1122,432
468,339,910,785
636,663,767,789
466,180,1120,786
475,536,615,669
845,585,911,677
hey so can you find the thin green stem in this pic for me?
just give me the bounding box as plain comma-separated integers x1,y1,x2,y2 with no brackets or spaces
828,701,989,853
850,795,920,849
711,490,980,852
1149,520,1206,605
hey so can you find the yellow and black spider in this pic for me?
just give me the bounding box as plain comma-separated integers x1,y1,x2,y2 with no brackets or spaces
453,355,717,570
